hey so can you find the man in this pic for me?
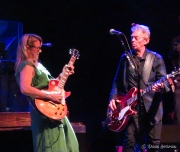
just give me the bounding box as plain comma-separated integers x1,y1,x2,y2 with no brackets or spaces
108,24,170,152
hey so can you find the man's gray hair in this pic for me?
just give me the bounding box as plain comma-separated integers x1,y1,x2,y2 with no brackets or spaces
131,24,150,39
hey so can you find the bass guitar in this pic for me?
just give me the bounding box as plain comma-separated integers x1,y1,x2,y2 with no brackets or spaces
106,69,180,132
35,48,80,120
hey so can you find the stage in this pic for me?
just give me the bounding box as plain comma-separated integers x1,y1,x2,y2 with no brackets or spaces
0,112,180,152
0,112,87,152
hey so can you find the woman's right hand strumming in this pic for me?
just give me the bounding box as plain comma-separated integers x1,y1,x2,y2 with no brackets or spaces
43,91,64,103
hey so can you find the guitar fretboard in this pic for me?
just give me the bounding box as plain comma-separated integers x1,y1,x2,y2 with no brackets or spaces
127,74,171,105
58,56,76,89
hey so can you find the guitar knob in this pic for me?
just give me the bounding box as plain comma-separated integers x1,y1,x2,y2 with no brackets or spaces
51,81,56,85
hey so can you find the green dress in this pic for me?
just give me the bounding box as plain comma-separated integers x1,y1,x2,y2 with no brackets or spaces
15,60,79,152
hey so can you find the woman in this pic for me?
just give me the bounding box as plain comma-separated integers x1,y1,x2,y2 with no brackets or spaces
15,33,79,152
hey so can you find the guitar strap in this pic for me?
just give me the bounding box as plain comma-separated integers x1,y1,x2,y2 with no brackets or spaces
134,51,156,132
141,50,156,88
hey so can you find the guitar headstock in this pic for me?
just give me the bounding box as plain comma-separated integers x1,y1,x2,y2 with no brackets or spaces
170,67,180,77
69,48,80,59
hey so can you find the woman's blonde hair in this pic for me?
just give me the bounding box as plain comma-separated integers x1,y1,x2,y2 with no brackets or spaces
15,34,42,72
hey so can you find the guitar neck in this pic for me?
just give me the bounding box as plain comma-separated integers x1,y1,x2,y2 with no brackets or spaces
58,56,76,89
141,74,170,96
127,74,171,105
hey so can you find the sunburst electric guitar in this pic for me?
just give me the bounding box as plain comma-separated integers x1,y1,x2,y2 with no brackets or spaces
35,49,80,120
105,69,180,132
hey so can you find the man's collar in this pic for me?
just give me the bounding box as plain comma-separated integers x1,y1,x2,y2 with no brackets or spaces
132,49,147,59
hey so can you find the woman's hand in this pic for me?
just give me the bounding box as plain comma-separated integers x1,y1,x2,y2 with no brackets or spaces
57,64,75,80
63,64,74,75
43,91,64,103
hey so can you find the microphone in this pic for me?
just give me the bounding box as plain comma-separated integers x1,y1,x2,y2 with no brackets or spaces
42,43,52,47
109,29,123,35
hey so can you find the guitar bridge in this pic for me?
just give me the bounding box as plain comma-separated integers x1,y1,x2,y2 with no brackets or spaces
48,101,57,107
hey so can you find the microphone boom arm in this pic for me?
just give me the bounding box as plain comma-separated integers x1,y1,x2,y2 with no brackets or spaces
118,36,136,69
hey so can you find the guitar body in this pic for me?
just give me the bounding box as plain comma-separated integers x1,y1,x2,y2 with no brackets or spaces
35,79,71,120
107,87,138,132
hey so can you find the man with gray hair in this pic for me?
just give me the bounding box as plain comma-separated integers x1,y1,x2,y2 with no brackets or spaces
108,24,170,152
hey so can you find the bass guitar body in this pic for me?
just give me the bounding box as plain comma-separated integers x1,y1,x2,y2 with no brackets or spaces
107,87,138,132
35,79,70,120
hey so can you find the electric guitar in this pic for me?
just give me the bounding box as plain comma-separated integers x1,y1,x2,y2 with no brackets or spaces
35,48,80,120
106,69,180,132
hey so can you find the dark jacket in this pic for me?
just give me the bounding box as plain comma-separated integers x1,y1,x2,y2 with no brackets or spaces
109,49,170,125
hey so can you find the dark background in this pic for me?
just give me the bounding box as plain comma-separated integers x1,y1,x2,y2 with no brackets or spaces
0,0,180,151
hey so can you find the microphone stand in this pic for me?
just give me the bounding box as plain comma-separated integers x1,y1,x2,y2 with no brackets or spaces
117,35,144,150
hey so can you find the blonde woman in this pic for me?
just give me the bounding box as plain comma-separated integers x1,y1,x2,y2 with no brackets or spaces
15,34,79,152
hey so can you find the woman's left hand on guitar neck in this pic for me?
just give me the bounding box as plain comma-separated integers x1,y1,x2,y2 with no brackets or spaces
58,64,75,79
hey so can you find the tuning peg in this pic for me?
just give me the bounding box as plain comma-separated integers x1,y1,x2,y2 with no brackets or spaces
76,54,80,59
